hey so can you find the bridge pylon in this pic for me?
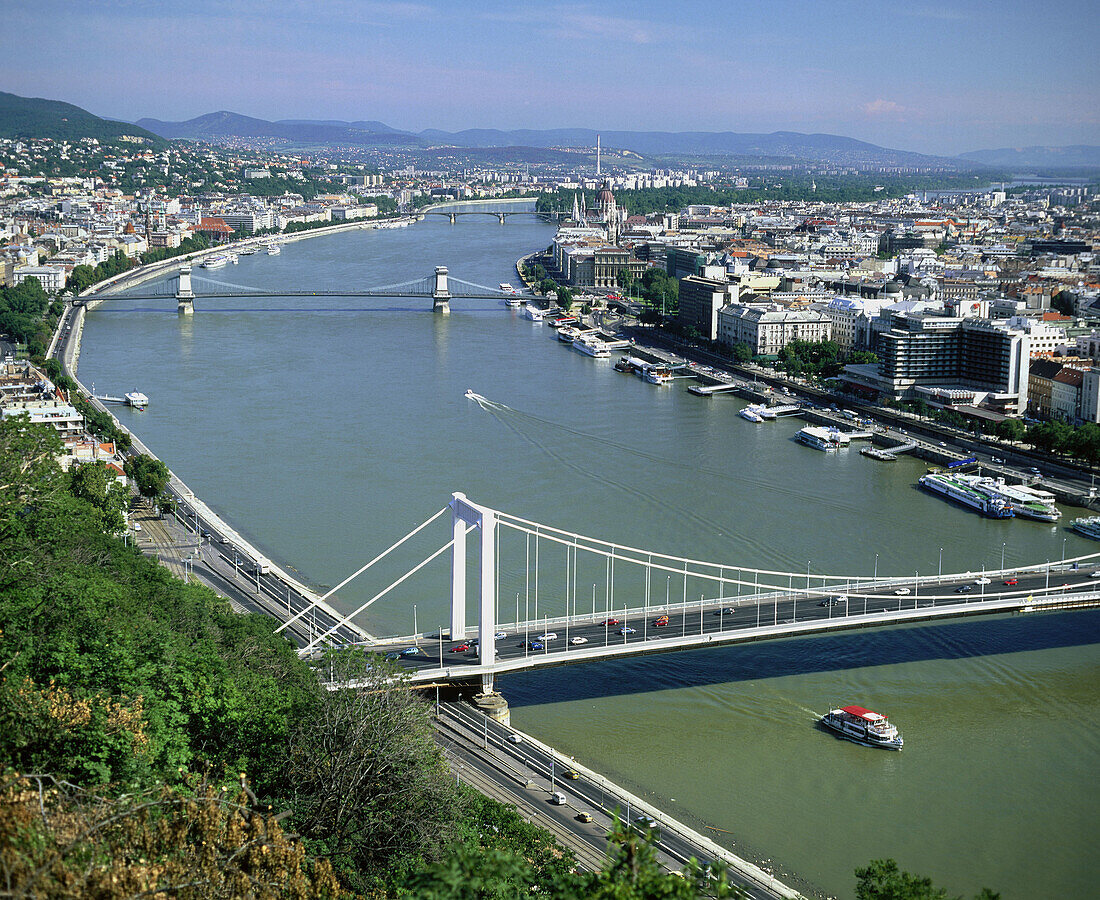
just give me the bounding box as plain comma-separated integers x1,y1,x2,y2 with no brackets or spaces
176,264,195,315
450,492,499,694
433,265,452,314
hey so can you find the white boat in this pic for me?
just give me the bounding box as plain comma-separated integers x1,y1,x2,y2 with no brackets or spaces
956,475,1060,522
574,335,611,358
124,391,148,410
266,243,282,255
557,326,581,343
202,254,228,269
821,706,903,750
918,472,1014,518
499,282,516,293
238,246,258,255
503,296,523,308
1071,516,1100,539
524,305,544,322
644,365,674,385
796,426,848,452
739,407,764,423
226,252,239,264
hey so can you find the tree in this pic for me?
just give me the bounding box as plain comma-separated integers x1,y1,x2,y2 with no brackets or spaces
855,858,999,900
731,342,753,363
993,419,1026,443
123,453,170,499
284,650,464,891
68,460,129,533
539,278,557,296
558,286,574,311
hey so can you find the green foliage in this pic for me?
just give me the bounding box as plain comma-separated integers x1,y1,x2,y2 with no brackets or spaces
0,278,51,344
993,418,1026,442
539,278,558,296
0,90,166,145
855,858,999,900
138,232,209,267
68,460,129,533
123,453,170,499
640,268,678,314
1025,419,1100,465
70,393,131,451
731,342,753,363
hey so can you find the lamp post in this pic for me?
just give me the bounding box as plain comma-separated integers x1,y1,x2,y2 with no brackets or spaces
938,547,943,578
874,553,879,582
413,604,418,639
1001,541,1006,574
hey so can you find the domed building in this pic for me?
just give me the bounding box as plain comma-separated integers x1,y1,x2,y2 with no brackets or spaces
596,179,622,242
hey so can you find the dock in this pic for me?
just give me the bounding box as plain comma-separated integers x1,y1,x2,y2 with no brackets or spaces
688,381,742,396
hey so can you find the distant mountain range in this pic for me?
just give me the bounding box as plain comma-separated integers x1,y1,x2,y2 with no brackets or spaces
957,145,1100,168
2,92,1097,171
0,91,164,145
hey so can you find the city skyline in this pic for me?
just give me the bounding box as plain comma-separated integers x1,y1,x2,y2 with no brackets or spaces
2,0,1098,157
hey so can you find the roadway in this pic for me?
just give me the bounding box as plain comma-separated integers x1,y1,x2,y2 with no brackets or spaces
434,700,795,898
374,565,1100,677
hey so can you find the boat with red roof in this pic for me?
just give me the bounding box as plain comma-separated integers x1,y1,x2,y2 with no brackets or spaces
821,705,904,750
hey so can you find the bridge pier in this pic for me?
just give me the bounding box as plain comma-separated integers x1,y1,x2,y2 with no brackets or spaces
433,265,452,314
175,264,195,315
472,689,510,727
497,213,505,224
448,212,457,224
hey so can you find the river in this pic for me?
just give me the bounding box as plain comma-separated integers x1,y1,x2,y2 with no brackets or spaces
79,203,1100,899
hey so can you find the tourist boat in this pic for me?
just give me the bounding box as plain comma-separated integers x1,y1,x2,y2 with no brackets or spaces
499,282,516,293
739,407,764,423
266,243,282,255
614,355,645,374
202,254,228,269
796,426,847,452
918,472,1014,518
1071,516,1100,540
821,706,904,750
557,326,581,343
644,365,674,385
524,305,544,322
238,245,258,255
955,475,1060,522
124,391,148,410
226,252,239,264
574,335,611,358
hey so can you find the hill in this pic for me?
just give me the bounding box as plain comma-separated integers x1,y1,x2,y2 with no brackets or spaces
136,110,421,146
0,91,164,145
956,145,1100,169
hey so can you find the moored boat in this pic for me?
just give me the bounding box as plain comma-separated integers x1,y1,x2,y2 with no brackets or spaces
124,391,148,410
202,254,228,269
1071,516,1100,540
266,243,281,255
918,472,1014,518
524,304,544,321
574,335,611,357
739,407,764,423
796,425,848,451
956,475,1060,522
821,706,904,750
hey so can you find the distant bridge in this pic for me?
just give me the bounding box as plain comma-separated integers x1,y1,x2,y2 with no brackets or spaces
85,264,530,314
419,209,565,224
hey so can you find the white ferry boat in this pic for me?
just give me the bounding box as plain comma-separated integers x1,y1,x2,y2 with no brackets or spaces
499,282,516,293
574,335,611,357
918,472,1014,518
1071,516,1100,540
643,365,674,385
524,305,544,322
956,475,1059,522
503,296,523,308
202,254,229,269
796,425,847,451
226,251,239,264
124,391,148,410
821,706,904,750
266,243,282,256
557,325,581,343
739,406,764,423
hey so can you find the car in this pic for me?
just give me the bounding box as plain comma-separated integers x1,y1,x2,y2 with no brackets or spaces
635,815,658,829
563,770,580,780
653,615,670,627
507,734,523,744
536,632,558,641
1090,570,1100,579
384,651,401,660
619,626,636,635
220,536,231,544
1004,578,1018,586
991,457,1004,463
819,596,846,607
495,631,507,640
202,530,212,539
955,584,973,593
602,618,619,626
974,577,991,585
528,641,544,651
132,522,142,532
894,588,911,595
576,812,593,823
1026,467,1041,475
569,636,588,645
400,646,422,657
939,441,947,447
449,643,471,653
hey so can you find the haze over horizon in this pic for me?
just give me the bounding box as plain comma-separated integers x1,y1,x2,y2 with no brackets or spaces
3,0,1097,157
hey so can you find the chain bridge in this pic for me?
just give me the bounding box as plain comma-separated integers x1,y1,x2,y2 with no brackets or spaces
84,264,528,314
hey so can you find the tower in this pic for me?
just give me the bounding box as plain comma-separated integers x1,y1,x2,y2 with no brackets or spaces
596,134,601,176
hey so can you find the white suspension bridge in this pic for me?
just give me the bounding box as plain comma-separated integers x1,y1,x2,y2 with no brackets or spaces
275,492,1100,710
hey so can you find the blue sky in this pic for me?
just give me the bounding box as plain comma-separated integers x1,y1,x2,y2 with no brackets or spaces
3,0,1097,155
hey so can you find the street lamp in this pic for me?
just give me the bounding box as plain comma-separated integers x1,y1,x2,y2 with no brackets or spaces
1001,542,1006,573
413,604,418,639
874,553,879,581
938,547,943,578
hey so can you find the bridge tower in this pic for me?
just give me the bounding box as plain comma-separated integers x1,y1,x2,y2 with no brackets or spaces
176,264,195,315
449,493,508,721
448,212,457,224
432,265,451,314
497,212,505,224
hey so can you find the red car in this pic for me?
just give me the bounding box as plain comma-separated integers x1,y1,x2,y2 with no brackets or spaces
653,615,669,627
449,643,471,653
602,618,619,626
1003,578,1018,586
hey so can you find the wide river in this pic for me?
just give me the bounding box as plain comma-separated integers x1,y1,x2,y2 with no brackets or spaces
81,203,1099,899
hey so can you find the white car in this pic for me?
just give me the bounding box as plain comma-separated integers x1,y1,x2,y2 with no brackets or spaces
1090,571,1100,579
507,734,523,744
974,577,991,585
495,631,507,640
894,588,911,595
536,632,558,641
569,636,588,645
